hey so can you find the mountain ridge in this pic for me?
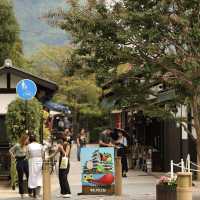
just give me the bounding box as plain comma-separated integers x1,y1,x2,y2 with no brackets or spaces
12,0,69,56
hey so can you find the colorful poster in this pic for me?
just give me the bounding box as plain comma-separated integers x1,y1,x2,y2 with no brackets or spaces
81,147,115,195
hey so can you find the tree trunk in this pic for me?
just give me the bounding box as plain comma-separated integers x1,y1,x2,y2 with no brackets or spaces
191,96,200,180
72,107,80,137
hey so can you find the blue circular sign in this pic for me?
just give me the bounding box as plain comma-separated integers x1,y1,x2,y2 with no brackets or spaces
16,79,37,100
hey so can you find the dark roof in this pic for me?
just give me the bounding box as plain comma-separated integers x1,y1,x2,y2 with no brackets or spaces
0,65,58,91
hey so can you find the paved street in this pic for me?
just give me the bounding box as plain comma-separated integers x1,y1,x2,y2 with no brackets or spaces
0,145,200,200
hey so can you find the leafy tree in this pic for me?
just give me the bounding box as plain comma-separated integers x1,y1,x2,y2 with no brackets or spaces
46,0,200,173
6,98,43,142
0,0,23,66
31,45,107,136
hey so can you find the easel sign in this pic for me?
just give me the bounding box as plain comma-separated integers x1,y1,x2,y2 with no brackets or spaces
81,147,115,195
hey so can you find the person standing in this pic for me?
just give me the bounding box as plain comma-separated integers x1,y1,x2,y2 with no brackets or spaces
64,128,73,145
47,134,71,198
115,130,128,177
76,128,87,161
99,128,114,147
27,134,44,199
9,134,31,199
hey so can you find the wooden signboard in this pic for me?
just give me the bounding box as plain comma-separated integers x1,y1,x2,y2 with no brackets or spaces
81,147,115,195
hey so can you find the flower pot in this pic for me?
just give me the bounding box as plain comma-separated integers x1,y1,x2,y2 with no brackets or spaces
156,184,176,200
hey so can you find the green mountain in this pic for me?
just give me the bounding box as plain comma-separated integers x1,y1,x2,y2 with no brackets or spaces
12,0,69,56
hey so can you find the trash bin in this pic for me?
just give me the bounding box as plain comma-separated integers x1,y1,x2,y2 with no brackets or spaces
176,172,192,200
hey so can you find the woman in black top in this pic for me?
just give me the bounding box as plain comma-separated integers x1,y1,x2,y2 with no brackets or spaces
76,128,87,161
48,134,71,198
115,131,128,177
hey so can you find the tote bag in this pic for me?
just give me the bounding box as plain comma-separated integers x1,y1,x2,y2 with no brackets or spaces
60,155,69,169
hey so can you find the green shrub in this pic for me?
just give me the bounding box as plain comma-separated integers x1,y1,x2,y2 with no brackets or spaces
90,127,107,143
6,98,43,142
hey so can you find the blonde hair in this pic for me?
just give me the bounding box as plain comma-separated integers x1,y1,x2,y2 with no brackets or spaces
19,134,29,147
80,129,86,135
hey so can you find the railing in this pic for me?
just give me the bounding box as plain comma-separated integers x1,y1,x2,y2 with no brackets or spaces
170,154,200,179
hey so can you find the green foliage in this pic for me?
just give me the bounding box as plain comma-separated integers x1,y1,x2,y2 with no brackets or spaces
31,45,109,134
10,159,17,189
45,0,200,115
6,98,43,142
0,0,23,66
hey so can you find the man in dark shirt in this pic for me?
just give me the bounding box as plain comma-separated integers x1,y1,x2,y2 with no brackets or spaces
99,128,114,147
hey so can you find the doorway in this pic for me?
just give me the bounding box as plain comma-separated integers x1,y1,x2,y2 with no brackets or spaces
0,115,10,177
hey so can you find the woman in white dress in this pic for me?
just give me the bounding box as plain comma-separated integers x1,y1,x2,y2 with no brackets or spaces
27,134,44,198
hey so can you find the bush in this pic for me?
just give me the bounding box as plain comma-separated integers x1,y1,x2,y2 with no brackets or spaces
89,127,107,143
6,98,43,142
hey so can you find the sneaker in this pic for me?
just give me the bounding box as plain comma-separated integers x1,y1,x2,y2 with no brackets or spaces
56,194,63,198
62,194,72,198
28,193,33,198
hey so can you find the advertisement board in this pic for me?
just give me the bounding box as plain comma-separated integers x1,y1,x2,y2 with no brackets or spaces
81,147,115,195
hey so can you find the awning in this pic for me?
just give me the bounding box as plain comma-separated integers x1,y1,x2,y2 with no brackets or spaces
44,101,71,114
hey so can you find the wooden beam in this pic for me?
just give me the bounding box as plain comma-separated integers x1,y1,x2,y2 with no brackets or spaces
7,73,10,89
0,88,15,93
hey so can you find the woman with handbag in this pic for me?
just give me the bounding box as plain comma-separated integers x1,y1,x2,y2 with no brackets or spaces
47,134,71,198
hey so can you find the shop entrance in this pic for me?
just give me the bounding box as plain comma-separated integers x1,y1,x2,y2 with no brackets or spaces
0,115,10,177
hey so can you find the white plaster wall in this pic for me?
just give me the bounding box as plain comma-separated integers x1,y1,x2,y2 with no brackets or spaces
0,74,7,88
192,121,197,139
190,109,197,139
176,105,188,139
147,84,163,100
0,94,17,114
152,84,163,93
10,74,22,88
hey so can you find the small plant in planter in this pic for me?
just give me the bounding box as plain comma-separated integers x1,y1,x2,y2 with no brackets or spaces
158,176,177,188
156,176,177,200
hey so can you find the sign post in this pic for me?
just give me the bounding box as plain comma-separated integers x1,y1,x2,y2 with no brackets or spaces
16,79,37,101
115,156,122,195
16,79,37,194
16,79,37,131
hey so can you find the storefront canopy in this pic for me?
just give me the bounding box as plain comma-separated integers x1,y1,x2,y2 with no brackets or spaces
44,101,71,114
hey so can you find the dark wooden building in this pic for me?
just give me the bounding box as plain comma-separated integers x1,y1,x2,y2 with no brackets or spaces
0,60,58,177
111,108,197,172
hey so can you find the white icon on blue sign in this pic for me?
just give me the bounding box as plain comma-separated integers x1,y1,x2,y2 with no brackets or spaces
16,79,37,100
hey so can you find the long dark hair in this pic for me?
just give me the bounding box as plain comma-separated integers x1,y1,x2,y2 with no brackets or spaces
60,132,70,150
29,134,36,143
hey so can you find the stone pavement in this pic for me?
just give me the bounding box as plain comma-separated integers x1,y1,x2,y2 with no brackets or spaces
0,144,200,199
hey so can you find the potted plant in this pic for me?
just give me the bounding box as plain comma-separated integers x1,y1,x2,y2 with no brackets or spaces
156,176,177,200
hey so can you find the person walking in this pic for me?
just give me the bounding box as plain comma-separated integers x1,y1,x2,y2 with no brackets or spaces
47,133,71,198
76,128,87,161
115,130,128,177
27,134,44,199
9,134,31,199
